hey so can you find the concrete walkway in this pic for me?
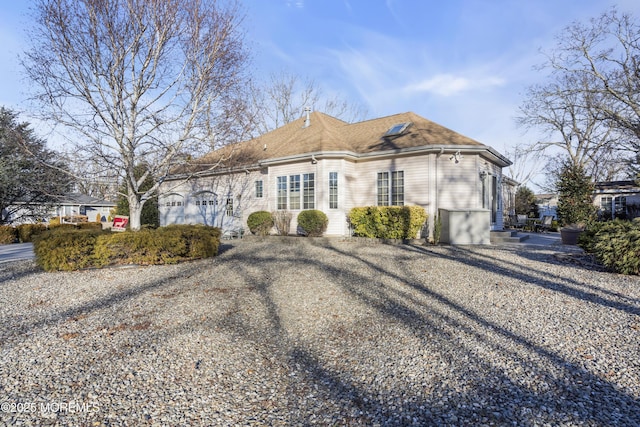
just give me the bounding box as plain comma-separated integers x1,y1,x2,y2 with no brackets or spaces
518,231,563,246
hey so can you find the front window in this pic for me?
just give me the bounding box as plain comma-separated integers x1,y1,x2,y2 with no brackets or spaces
303,173,315,209
601,196,612,217
277,176,287,210
255,180,263,198
329,172,338,209
391,171,404,206
377,172,389,206
290,175,301,209
602,196,627,219
276,173,315,210
225,198,233,216
377,171,404,206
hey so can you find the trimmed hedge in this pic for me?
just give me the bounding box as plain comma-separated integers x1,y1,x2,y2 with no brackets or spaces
247,211,274,236
17,223,48,242
33,228,101,271
349,206,427,239
33,225,221,271
297,210,328,237
578,219,640,275
0,225,18,244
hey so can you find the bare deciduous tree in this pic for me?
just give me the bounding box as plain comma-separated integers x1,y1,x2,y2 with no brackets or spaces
503,145,545,189
517,70,620,182
517,7,639,182
250,71,368,135
552,9,640,148
22,0,250,230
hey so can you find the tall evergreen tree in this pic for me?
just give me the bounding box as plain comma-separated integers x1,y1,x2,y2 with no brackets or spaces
0,107,71,224
556,163,597,227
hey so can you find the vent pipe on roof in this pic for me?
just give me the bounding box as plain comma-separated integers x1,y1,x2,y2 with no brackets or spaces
303,106,311,128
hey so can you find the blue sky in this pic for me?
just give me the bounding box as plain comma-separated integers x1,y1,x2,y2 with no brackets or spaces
1,0,639,187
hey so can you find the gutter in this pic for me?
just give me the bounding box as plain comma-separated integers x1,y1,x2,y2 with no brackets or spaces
163,144,512,181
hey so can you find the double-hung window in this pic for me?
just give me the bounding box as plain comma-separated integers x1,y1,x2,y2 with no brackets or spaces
329,172,338,209
225,198,233,216
377,171,404,206
255,180,263,198
289,175,301,209
303,173,315,209
277,176,287,210
276,173,315,209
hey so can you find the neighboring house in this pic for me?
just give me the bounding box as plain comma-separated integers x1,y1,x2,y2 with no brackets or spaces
158,111,512,239
5,193,117,224
52,193,116,222
32,193,116,222
535,193,559,219
534,180,640,222
593,180,640,220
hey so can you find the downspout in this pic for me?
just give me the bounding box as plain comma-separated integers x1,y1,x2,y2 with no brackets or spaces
435,147,444,239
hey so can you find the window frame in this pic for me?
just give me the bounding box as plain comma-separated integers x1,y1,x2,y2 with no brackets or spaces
377,170,404,206
303,173,315,209
329,172,338,209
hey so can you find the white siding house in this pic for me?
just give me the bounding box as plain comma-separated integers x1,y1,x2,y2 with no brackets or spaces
159,111,512,240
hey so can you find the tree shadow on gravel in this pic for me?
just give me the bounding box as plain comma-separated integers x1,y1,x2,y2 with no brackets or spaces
413,244,640,315
3,240,639,426
0,263,204,346
215,240,640,425
0,260,41,284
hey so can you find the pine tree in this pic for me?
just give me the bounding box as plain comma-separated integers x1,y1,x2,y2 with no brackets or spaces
556,163,597,227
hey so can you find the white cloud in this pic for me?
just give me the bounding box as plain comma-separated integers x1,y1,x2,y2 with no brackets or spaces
286,0,304,8
406,74,505,97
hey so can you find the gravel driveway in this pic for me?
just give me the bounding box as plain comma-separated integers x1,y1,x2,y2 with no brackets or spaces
1,238,639,426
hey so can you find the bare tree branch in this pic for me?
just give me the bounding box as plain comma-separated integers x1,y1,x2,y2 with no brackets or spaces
22,0,250,230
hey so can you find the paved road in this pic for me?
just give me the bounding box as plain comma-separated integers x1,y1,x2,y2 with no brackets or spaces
0,243,35,263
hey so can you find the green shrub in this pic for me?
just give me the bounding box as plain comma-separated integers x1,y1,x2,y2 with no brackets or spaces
76,222,103,230
0,225,17,244
297,210,328,237
16,223,48,243
247,211,274,236
33,228,102,271
578,219,640,274
349,206,427,239
34,225,221,271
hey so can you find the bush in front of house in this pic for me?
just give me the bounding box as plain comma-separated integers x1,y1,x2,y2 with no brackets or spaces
297,210,328,237
0,225,18,244
93,225,220,267
33,224,221,271
349,206,427,239
76,222,103,230
272,210,292,235
33,227,102,271
247,211,274,236
16,223,48,242
578,219,640,275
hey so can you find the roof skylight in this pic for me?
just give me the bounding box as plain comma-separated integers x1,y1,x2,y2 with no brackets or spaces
384,122,411,136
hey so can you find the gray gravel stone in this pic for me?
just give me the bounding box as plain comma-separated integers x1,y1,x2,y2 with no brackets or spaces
0,239,639,426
